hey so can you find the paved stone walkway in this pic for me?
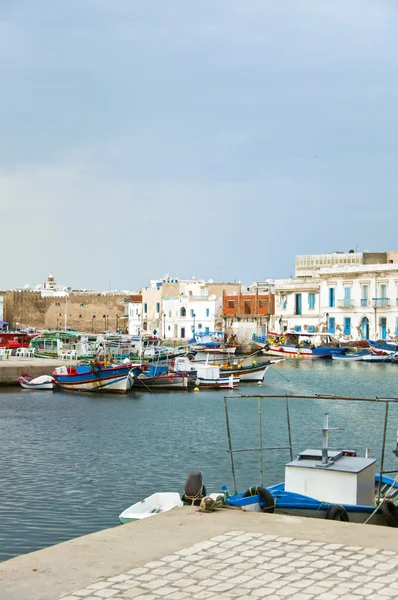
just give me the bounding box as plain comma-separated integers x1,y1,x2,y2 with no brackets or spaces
60,530,398,600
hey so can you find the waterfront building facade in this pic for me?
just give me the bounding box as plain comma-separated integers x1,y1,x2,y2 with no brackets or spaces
222,282,275,342
274,251,398,340
123,295,142,336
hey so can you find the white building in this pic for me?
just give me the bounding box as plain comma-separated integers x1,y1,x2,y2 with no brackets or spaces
162,295,218,340
123,295,142,336
274,251,398,340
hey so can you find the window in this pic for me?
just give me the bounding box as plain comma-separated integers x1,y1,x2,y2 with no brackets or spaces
156,302,160,313
344,287,351,307
329,288,335,308
295,294,302,315
205,327,210,334
227,300,235,309
206,308,210,317
79,314,82,318
198,324,202,329
281,295,287,310
380,284,387,299
361,284,369,307
168,325,171,331
180,307,186,317
344,317,351,336
181,327,185,338
144,303,147,313
168,311,171,317
308,293,315,309
80,303,84,307
307,326,315,333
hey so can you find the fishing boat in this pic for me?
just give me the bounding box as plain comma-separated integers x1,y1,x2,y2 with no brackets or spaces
18,372,56,390
192,332,237,355
119,492,183,524
53,363,134,394
332,350,371,361
252,332,346,359
174,355,274,383
130,364,189,389
368,340,398,356
223,406,398,526
30,331,97,360
195,364,239,389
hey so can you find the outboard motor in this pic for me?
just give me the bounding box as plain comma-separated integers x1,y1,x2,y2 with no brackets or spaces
182,472,207,505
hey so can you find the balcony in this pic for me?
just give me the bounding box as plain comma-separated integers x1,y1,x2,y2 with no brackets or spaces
360,299,369,307
372,298,390,308
337,299,355,308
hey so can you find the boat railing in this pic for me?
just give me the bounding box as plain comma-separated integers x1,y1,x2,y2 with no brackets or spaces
223,393,398,501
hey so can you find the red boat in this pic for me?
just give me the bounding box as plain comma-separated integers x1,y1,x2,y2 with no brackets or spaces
0,333,37,351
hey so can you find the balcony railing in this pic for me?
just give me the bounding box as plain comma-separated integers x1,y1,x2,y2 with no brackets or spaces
360,299,369,307
337,299,354,308
372,298,390,307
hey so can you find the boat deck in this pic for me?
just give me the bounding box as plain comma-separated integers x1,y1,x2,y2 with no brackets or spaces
2,507,398,600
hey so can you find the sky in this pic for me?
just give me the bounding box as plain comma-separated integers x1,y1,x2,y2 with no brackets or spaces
1,0,398,291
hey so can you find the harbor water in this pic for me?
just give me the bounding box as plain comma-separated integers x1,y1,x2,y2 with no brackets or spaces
1,359,398,562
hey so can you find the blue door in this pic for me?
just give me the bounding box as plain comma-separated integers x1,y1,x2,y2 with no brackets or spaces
328,317,335,334
344,287,351,307
361,318,369,340
343,318,351,336
380,318,387,340
296,294,302,315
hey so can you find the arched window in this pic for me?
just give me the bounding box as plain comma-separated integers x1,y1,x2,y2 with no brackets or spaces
180,307,186,317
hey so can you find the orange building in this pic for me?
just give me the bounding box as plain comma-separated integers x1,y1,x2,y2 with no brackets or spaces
222,289,275,344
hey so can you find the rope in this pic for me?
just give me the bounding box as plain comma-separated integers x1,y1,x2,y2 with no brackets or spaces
199,495,226,512
363,474,398,525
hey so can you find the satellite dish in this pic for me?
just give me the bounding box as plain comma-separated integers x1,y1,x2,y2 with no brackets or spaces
208,279,214,284
208,294,216,301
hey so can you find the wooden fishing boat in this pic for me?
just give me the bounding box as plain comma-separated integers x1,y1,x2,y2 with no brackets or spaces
195,364,239,389
53,363,134,394
119,492,183,523
224,411,398,526
130,364,189,389
368,340,398,356
18,372,56,390
252,332,346,359
332,350,371,361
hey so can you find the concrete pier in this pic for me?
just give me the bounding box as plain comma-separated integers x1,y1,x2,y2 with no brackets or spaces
1,508,398,600
0,359,65,385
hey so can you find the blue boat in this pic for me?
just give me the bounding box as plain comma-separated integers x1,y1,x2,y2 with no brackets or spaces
223,410,398,526
53,363,134,394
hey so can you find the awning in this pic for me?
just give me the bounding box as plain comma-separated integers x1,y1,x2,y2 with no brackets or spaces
0,320,8,325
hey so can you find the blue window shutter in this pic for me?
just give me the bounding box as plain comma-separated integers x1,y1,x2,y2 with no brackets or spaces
328,317,335,334
329,288,335,308
309,293,315,309
344,318,351,335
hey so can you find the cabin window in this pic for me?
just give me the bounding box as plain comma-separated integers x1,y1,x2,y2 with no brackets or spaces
329,287,335,308
308,293,315,309
343,317,351,336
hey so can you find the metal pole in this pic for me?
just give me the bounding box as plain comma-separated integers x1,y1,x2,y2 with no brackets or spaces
224,396,237,494
258,397,263,487
377,401,389,501
285,396,293,461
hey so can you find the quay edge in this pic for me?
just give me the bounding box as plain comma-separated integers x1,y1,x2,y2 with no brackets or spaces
0,359,65,386
1,507,398,600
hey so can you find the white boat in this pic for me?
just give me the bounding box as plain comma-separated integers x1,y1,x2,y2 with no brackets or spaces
18,373,56,390
119,492,183,524
195,364,239,389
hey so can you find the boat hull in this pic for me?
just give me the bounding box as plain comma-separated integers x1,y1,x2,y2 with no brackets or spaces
221,364,270,382
196,376,239,389
133,374,188,389
119,492,183,524
53,365,133,394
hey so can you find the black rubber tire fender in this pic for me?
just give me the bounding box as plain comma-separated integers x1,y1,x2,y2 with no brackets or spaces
380,501,398,527
325,504,349,522
243,486,275,514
